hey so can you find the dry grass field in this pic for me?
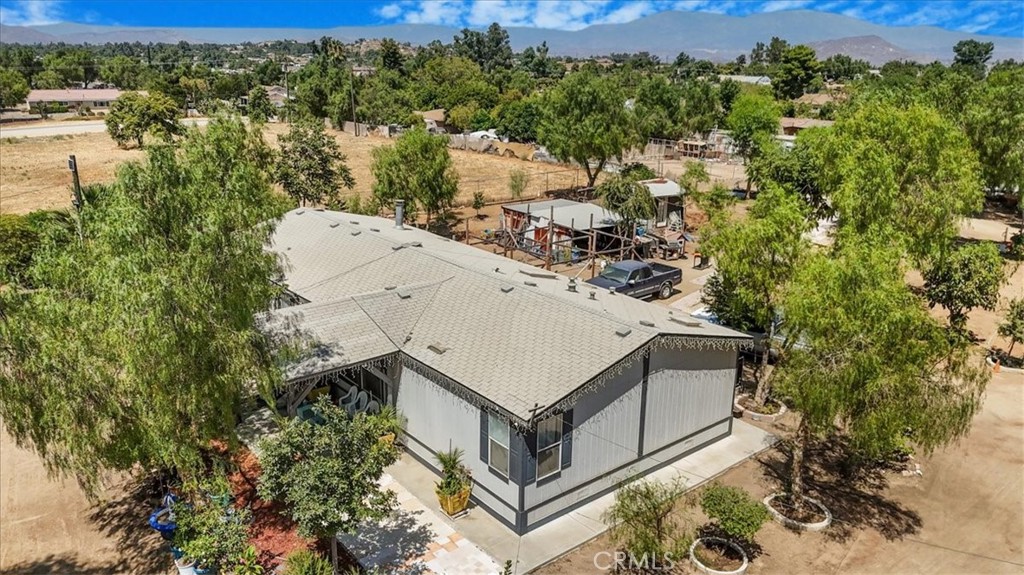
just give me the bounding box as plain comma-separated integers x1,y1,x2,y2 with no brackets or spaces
0,123,595,215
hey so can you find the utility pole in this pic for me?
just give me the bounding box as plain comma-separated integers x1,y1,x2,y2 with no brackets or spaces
349,66,357,136
283,60,290,123
68,155,84,243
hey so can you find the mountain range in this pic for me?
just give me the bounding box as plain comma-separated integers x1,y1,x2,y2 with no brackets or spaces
2,10,1021,65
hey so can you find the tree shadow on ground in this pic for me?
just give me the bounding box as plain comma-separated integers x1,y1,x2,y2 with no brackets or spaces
2,553,142,575
340,507,434,575
756,439,922,543
85,475,169,574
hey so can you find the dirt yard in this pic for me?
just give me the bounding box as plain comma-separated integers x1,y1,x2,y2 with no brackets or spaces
0,122,593,215
538,223,1024,575
0,429,167,574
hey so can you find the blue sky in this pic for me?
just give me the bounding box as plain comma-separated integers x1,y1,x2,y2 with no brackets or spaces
1,0,1021,37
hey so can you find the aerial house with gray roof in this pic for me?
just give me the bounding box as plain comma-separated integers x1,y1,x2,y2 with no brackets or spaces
261,207,750,534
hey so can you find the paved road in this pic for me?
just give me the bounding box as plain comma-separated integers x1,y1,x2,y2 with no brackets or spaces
0,118,209,139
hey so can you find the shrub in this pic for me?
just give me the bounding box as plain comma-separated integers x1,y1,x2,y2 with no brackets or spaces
472,191,486,216
508,168,530,199
603,476,693,560
699,483,770,542
173,500,251,570
283,549,333,575
620,162,656,181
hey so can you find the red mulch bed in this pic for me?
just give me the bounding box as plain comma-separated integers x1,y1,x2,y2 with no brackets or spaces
228,447,315,570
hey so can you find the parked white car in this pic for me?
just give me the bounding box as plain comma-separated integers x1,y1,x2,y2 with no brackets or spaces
469,129,498,140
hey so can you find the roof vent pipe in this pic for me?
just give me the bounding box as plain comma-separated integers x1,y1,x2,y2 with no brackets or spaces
568,278,577,293
395,199,405,230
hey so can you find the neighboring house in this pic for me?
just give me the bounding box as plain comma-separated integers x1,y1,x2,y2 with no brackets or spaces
352,65,377,77
25,89,142,110
261,208,750,534
779,117,834,136
502,199,621,259
413,108,448,133
264,85,290,108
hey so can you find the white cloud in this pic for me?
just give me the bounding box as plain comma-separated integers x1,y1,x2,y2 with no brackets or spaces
597,1,658,25
0,0,64,26
372,0,1021,36
376,3,404,19
466,0,534,27
759,0,815,13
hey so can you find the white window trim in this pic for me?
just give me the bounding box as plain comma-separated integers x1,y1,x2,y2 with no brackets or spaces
536,415,563,481
487,413,510,479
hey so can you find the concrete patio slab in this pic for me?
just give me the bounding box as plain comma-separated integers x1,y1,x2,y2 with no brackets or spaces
384,420,775,574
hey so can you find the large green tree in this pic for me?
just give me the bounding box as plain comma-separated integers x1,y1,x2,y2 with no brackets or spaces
276,118,355,207
100,55,144,90
105,91,182,148
356,69,417,126
371,127,459,223
777,243,988,506
701,186,813,405
773,45,821,100
377,38,405,72
632,75,682,140
923,242,1005,333
820,102,984,263
952,39,994,79
965,66,1024,195
453,23,513,74
246,85,275,124
0,67,29,109
0,117,287,494
538,70,638,187
726,92,780,195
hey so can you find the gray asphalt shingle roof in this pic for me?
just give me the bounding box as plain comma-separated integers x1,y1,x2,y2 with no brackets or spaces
264,209,748,421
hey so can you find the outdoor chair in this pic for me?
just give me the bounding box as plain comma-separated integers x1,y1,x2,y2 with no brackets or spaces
349,391,369,416
337,386,357,409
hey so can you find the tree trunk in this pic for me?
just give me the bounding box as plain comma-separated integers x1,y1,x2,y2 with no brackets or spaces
1008,339,1016,358
744,176,753,200
330,536,339,575
790,418,810,511
753,322,775,406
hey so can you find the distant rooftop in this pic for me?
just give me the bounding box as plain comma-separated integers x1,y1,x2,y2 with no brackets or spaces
504,199,620,231
27,89,140,102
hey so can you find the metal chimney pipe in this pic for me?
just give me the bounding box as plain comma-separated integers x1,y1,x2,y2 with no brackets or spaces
395,199,405,229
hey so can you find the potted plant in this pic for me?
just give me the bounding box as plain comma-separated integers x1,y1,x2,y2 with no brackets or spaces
435,448,473,517
370,405,403,445
691,483,770,575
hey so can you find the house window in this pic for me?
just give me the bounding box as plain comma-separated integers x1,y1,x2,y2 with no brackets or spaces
487,413,510,478
536,415,562,480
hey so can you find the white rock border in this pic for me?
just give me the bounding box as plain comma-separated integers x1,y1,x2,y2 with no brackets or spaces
763,493,832,532
734,394,788,423
986,355,1024,373
689,536,749,575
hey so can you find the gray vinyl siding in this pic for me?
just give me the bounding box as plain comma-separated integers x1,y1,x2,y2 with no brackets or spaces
395,368,519,525
643,348,736,452
525,418,730,526
522,347,736,529
524,360,644,509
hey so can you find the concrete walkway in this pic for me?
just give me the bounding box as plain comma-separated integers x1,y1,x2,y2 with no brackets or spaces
339,474,503,574
385,420,775,574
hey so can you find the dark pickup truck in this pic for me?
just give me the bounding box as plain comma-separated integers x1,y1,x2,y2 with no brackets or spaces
585,260,683,299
